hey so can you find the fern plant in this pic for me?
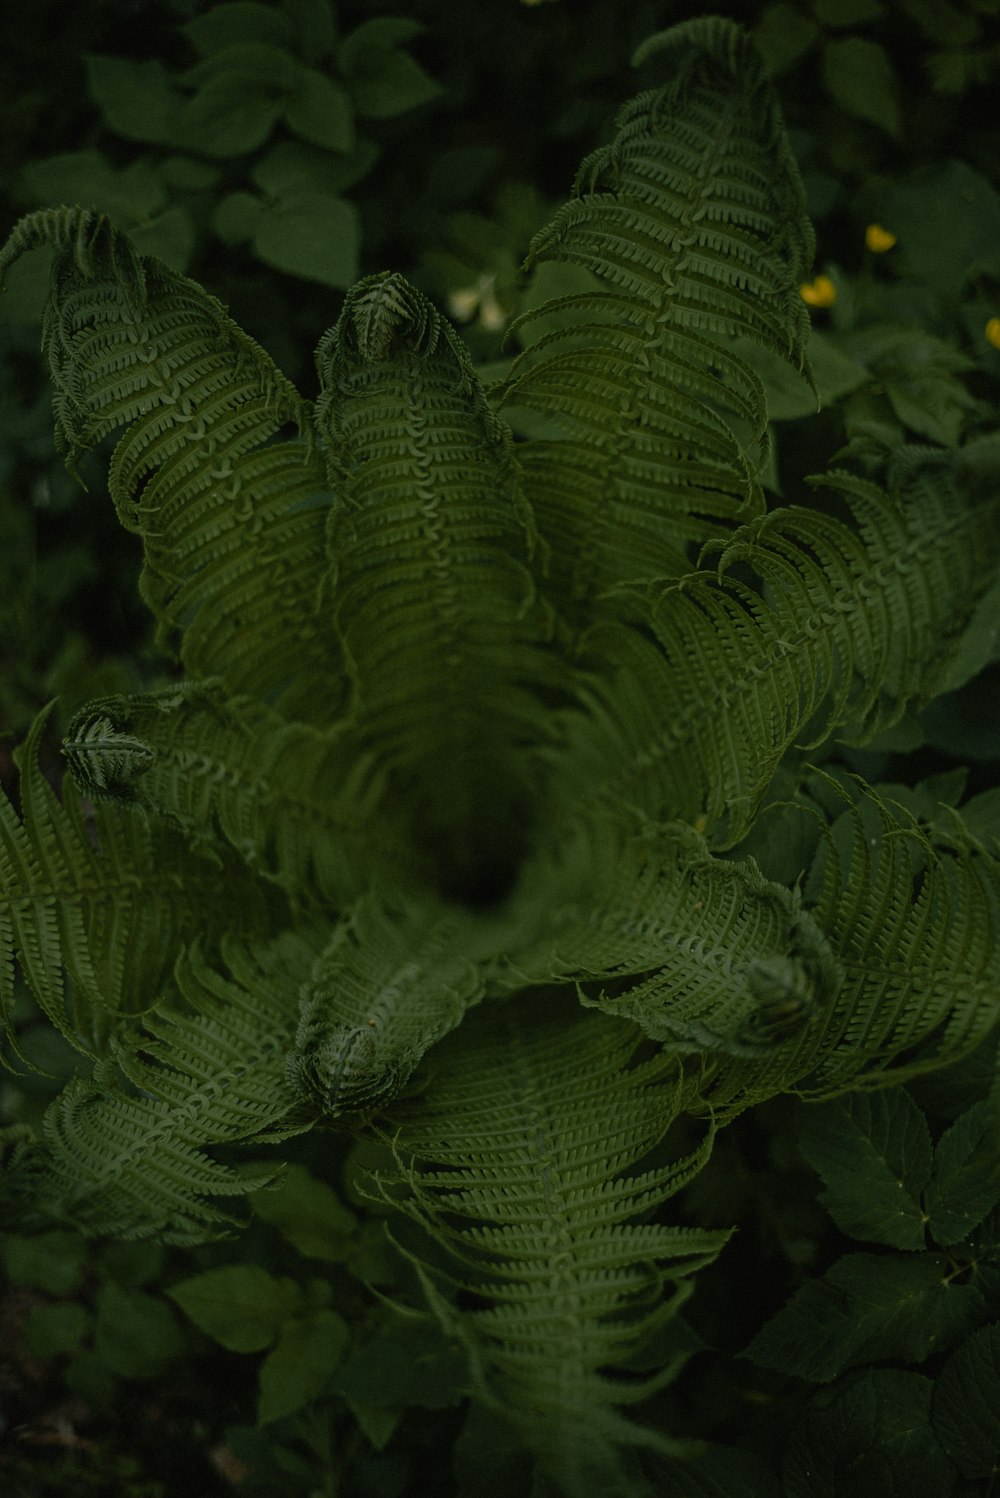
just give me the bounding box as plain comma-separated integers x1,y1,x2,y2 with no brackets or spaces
2,17,1000,1496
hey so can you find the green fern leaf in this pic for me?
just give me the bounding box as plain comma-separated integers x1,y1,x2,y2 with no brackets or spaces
61,684,416,903
498,815,840,1059
33,928,321,1241
496,16,814,615
0,207,344,723
372,993,729,1497
315,272,563,897
706,784,1000,1109
554,450,999,846
0,704,271,1059
285,888,489,1117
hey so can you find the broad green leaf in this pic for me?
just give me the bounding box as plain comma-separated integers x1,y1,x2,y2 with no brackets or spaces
213,191,265,244
285,0,338,64
250,139,380,197
822,37,902,138
932,574,1000,694
961,788,1000,849
251,1164,356,1261
85,56,180,144
183,41,300,91
808,332,871,407
129,207,196,273
349,1401,401,1451
338,18,425,69
159,156,221,191
883,161,1000,293
743,1252,983,1381
166,1266,303,1352
257,1309,350,1424
177,79,284,157
784,1370,956,1498
932,1322,1000,1478
733,331,866,421
797,1090,932,1249
340,24,441,120
99,1240,168,1289
751,5,818,77
350,51,441,120
285,69,354,152
814,0,884,22
926,1101,1000,1244
24,1302,92,1358
20,154,194,273
334,1315,467,1410
21,152,166,223
65,1349,117,1406
93,1283,187,1378
181,2,293,54
253,189,359,287
2,1230,86,1295
841,325,981,445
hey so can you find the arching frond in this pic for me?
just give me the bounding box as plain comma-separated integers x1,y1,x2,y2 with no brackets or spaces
0,705,272,1059
496,16,814,616
285,888,490,1118
711,783,1000,1104
371,993,729,1497
498,816,840,1059
0,208,344,723
315,272,563,895
553,451,999,846
32,928,320,1242
62,684,418,904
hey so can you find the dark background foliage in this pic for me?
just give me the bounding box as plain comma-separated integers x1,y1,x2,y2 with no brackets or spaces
2,1,1000,1494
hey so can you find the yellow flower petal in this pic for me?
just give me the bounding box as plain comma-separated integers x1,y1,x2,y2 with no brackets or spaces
865,223,897,253
800,275,837,308
986,317,1000,350
447,288,480,322
479,295,506,333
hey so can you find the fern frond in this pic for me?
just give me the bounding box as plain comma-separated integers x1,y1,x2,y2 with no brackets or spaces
495,17,814,616
32,928,321,1242
673,784,1000,1112
0,705,272,1059
62,684,418,903
553,451,999,846
771,786,1000,1089
315,273,563,897
499,816,841,1059
0,207,343,722
371,993,729,1497
285,888,489,1117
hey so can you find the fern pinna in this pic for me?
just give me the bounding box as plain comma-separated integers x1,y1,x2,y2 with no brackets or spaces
2,17,999,1497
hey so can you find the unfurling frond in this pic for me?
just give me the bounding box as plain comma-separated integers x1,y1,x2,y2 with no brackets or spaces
0,705,270,1059
496,16,814,618
315,272,563,897
285,888,490,1117
498,815,840,1059
62,685,417,904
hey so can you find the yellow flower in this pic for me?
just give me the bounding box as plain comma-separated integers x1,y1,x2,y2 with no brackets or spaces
865,223,897,253
447,287,480,322
986,318,1000,350
446,274,507,332
799,275,837,308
